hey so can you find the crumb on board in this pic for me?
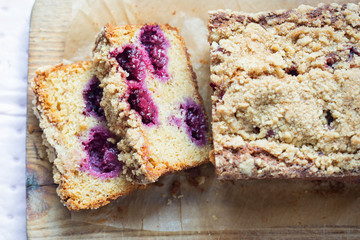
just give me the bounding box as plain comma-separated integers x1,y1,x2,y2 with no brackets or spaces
28,124,35,134
186,167,206,187
197,176,205,185
170,180,181,198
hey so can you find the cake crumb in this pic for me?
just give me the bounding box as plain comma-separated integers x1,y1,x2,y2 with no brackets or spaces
28,124,35,134
186,167,206,187
170,180,181,198
197,176,205,186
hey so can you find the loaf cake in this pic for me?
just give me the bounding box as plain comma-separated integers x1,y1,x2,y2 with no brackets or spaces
31,61,137,210
93,24,211,184
209,3,360,180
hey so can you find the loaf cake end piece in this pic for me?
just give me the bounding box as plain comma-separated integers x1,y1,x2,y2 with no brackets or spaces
209,3,360,180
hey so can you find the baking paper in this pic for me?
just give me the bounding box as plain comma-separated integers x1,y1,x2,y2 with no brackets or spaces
64,0,360,232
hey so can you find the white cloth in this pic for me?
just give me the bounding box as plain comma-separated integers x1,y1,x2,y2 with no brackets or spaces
0,0,35,239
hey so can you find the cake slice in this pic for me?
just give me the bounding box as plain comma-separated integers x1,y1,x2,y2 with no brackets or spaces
31,61,137,210
93,24,211,184
209,3,360,180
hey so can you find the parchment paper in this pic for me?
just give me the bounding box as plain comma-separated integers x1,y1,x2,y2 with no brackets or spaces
64,0,360,232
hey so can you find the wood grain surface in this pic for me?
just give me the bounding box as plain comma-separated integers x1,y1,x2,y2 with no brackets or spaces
26,0,360,239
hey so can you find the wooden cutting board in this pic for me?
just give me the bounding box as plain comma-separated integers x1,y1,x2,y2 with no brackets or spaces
26,0,360,238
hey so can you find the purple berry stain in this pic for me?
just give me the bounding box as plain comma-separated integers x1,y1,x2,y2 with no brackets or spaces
266,129,275,138
114,45,159,125
210,82,217,91
115,46,147,82
181,99,207,146
348,46,360,61
325,110,334,130
325,52,339,68
83,76,105,120
81,126,122,178
127,83,158,125
140,24,170,81
168,115,182,129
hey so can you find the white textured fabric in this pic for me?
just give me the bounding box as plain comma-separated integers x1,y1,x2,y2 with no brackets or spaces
0,0,35,239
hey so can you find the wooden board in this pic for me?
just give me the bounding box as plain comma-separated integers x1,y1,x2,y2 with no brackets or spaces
26,0,360,238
